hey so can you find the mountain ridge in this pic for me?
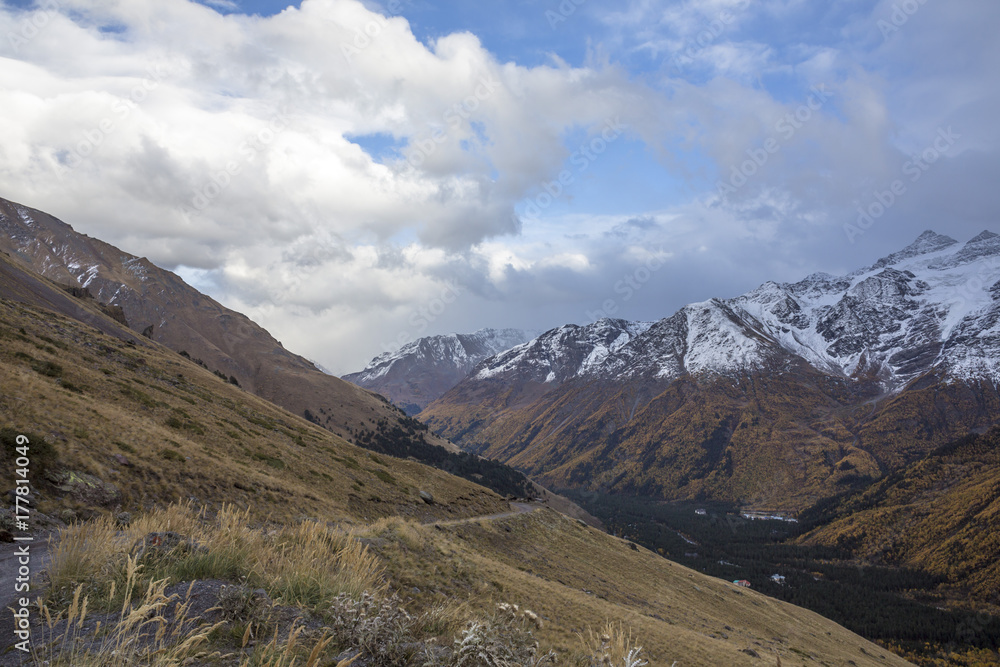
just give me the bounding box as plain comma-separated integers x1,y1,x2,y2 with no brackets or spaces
419,229,1000,510
0,195,464,456
343,327,538,413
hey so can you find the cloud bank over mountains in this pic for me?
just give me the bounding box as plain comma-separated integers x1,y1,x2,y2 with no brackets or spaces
0,0,997,373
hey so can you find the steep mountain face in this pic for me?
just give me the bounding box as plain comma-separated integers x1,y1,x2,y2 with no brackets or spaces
421,230,1000,509
343,328,537,413
799,427,1000,605
0,196,456,452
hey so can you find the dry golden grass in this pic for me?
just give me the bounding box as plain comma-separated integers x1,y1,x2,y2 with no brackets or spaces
31,494,919,665
577,622,650,666
0,298,508,527
33,557,222,666
46,503,385,612
363,507,914,666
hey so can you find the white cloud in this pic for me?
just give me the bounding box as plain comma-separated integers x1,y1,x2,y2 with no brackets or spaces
0,0,996,374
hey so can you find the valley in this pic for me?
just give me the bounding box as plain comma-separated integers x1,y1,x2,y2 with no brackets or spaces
564,491,1000,666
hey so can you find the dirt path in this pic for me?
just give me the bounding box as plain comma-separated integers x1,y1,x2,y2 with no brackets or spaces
0,535,52,656
429,502,540,527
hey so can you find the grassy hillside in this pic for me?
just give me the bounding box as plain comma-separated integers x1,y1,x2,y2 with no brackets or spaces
0,289,916,664
0,196,465,459
0,295,507,525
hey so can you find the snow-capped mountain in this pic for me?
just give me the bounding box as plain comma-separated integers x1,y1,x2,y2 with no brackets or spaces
474,319,653,384
468,231,1000,391
343,328,538,413
421,231,1000,510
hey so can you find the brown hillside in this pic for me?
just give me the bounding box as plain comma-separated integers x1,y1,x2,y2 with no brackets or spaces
0,196,458,454
422,357,1000,512
799,427,1000,607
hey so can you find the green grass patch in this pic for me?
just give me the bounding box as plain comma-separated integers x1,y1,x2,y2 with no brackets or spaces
114,441,136,454
372,469,397,486
160,448,185,462
31,360,63,377
118,384,161,408
251,452,286,470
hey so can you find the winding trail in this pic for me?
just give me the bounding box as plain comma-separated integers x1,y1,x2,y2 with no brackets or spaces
429,501,540,527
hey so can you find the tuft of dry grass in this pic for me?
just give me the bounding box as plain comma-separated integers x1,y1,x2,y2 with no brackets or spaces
576,622,649,667
44,502,385,613
33,555,223,666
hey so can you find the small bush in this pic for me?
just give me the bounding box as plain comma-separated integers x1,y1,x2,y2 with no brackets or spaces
165,410,206,435
372,469,396,486
0,428,57,479
32,360,63,377
119,386,160,408
251,452,285,470
327,592,420,666
434,607,557,667
114,441,136,454
217,584,271,627
160,448,185,462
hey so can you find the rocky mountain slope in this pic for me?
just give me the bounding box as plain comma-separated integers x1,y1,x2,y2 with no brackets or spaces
343,328,537,413
0,195,460,454
421,230,1000,509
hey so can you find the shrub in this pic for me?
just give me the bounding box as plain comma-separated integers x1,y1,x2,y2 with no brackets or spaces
429,604,556,667
0,428,57,479
372,469,396,485
217,584,271,628
32,359,63,377
327,592,419,666
160,448,186,462
251,452,285,470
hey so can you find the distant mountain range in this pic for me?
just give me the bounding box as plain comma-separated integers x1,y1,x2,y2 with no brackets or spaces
343,328,537,413
393,230,1000,510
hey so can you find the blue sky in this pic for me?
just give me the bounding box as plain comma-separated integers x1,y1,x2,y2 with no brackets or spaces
0,0,998,373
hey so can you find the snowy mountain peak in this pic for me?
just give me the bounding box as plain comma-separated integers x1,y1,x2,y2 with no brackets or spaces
343,327,539,412
472,318,652,383
869,230,958,270
459,230,1000,393
968,230,1000,244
